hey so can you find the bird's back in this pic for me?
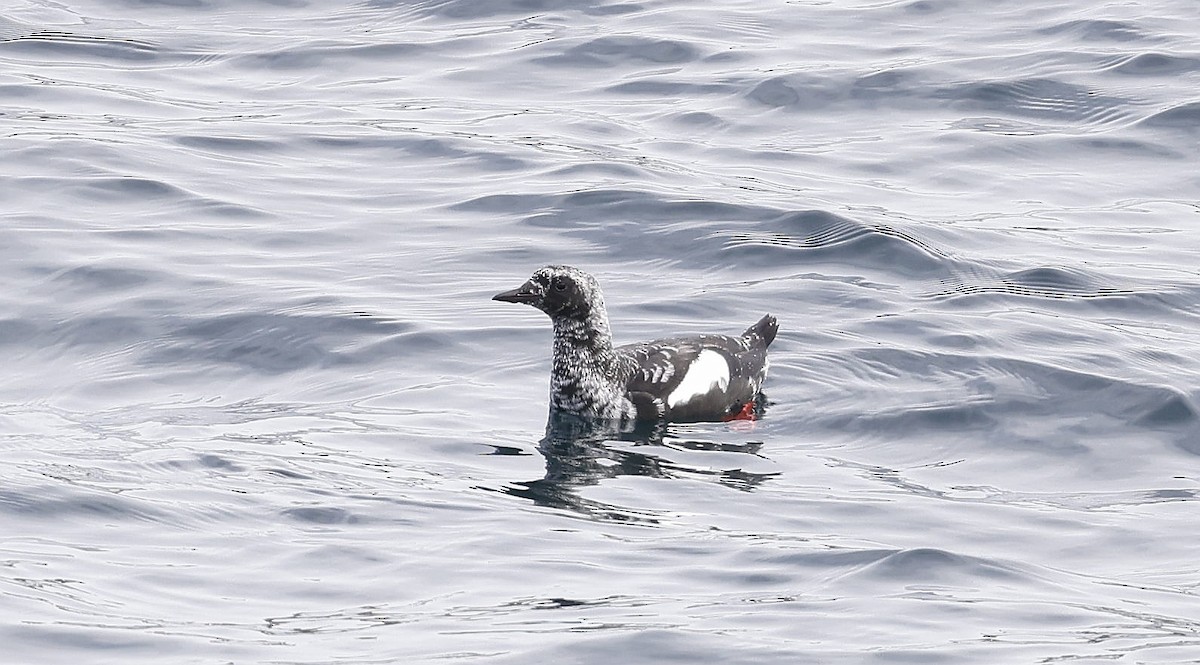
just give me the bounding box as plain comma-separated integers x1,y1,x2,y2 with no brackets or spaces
618,314,778,422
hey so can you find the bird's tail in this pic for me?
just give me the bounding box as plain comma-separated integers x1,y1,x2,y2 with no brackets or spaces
743,314,778,348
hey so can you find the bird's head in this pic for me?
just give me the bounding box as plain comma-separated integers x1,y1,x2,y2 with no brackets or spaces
493,265,604,322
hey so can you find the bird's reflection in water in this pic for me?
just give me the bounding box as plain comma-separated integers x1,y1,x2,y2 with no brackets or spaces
497,407,778,524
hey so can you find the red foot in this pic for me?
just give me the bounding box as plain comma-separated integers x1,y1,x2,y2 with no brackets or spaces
722,401,757,422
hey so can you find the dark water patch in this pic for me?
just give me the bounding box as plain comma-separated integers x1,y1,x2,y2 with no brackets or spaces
13,175,224,210
55,315,158,347
49,264,155,292
0,486,163,522
514,196,779,266
829,396,998,434
0,175,249,215
744,68,936,111
669,111,725,127
149,451,251,474
939,77,1131,126
265,466,314,479
1007,266,1116,295
468,188,950,276
5,625,168,655
714,210,950,277
607,79,735,96
108,0,307,8
282,506,360,525
1141,101,1200,130
0,33,159,61
1067,136,1183,158
142,313,413,373
0,83,40,100
196,453,245,472
1135,392,1197,428
233,41,430,71
192,199,274,218
306,135,530,172
739,66,1134,119
0,18,157,60
363,0,643,19
929,265,1138,301
747,74,841,110
1037,19,1151,42
452,192,557,214
66,176,189,202
459,187,773,223
825,349,1200,447
547,161,646,179
1144,488,1197,501
113,0,205,6
902,0,959,14
173,135,287,154
849,67,941,108
1107,52,1200,76
535,36,701,68
0,319,39,346
559,188,771,221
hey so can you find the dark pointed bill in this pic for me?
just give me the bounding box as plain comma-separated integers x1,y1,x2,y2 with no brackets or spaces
493,280,541,303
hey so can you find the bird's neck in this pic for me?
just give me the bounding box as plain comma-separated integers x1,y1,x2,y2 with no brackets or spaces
552,307,615,361
547,305,634,416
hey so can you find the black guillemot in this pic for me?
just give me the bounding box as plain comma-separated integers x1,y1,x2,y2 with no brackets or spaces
494,265,778,423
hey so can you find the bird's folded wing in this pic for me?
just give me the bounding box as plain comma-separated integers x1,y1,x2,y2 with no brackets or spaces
622,342,699,396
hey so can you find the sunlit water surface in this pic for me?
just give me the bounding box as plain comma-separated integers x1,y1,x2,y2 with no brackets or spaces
2,0,1200,662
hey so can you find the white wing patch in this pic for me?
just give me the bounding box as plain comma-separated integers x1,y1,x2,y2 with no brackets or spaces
666,349,730,408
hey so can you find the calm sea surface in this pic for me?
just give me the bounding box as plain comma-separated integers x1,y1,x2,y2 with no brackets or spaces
2,0,1199,662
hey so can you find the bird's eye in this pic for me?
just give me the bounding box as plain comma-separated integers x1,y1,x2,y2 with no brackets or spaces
552,278,567,292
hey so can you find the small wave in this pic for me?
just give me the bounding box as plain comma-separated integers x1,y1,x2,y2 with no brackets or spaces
49,264,156,292
231,41,430,71
0,486,164,523
1136,392,1198,428
746,74,840,110
281,505,363,525
668,111,726,127
362,0,643,19
712,210,950,276
16,173,267,217
901,0,956,14
1107,52,1200,77
1141,101,1200,130
608,78,736,96
963,486,1200,511
856,547,1028,583
1036,19,1152,42
535,35,702,68
940,77,1134,128
81,176,190,200
305,135,531,173
142,312,413,373
927,265,1139,301
0,18,158,61
173,135,286,154
819,348,1200,448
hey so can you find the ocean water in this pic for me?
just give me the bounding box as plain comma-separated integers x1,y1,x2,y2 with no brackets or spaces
2,0,1200,662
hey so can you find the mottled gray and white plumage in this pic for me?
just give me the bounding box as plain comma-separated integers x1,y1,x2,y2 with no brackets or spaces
494,265,778,423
